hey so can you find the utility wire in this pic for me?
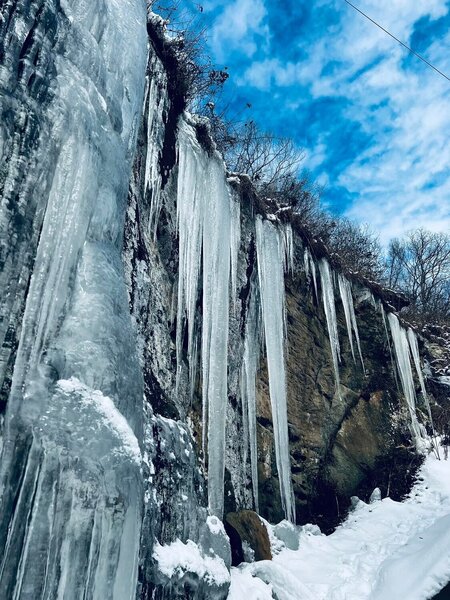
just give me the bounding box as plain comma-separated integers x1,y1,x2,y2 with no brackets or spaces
343,0,450,82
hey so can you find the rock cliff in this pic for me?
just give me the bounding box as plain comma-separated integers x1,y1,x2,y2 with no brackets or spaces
0,4,448,599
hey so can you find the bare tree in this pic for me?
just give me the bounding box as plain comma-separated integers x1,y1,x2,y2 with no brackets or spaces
386,229,450,323
328,219,384,280
225,121,306,196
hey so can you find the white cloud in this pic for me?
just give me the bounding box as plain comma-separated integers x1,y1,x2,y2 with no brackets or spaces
209,0,269,62
208,0,450,242
297,0,450,242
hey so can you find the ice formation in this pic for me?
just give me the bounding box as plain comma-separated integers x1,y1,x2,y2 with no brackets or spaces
256,217,295,523
0,1,148,597
240,283,261,512
318,259,341,395
176,118,238,517
337,274,365,372
387,313,423,445
407,328,436,438
143,52,170,240
303,247,318,300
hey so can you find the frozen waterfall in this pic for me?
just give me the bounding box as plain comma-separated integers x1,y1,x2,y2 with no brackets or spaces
0,0,148,598
256,217,295,523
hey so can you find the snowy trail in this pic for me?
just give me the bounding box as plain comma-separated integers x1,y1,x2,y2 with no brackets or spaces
229,453,450,599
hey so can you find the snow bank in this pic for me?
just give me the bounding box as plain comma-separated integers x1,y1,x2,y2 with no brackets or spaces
229,453,450,599
153,539,230,586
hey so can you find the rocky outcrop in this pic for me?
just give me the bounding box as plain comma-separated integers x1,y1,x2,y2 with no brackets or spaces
225,511,272,565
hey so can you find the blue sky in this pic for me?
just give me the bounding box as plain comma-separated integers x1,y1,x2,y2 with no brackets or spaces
179,0,450,243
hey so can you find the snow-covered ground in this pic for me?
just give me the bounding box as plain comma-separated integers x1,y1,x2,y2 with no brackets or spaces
229,452,450,600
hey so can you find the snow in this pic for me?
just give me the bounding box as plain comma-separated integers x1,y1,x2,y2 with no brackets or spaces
153,538,230,586
229,452,450,599
56,378,141,465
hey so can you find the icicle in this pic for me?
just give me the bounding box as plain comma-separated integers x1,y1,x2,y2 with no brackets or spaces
176,118,237,517
303,248,310,280
318,259,341,396
337,274,365,372
282,223,294,274
175,121,205,396
144,54,169,241
202,159,232,518
387,313,423,447
230,197,241,307
380,303,399,390
310,255,318,301
407,329,436,436
240,283,261,513
304,247,318,300
256,217,295,523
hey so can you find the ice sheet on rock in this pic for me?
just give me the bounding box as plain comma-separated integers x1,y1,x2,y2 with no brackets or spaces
256,217,295,523
337,274,365,372
0,0,147,597
318,259,341,396
387,313,423,447
143,52,170,240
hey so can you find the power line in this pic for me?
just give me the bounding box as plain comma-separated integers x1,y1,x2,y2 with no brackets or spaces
343,0,450,82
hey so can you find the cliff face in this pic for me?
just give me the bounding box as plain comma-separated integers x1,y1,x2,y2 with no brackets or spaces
0,5,447,599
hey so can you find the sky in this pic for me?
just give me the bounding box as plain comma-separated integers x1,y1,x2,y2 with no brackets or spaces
178,0,450,244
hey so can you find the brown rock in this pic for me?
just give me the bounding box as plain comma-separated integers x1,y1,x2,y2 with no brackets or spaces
225,510,272,565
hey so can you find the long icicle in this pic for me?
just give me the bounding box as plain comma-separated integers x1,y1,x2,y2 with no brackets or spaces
319,259,341,397
256,217,295,523
407,328,439,456
387,313,423,448
337,274,365,373
240,281,261,512
176,118,236,517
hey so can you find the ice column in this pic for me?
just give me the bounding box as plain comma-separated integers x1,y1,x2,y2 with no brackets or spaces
256,217,295,523
176,120,206,395
240,283,261,512
176,118,238,517
387,313,423,446
318,259,341,395
338,274,365,372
